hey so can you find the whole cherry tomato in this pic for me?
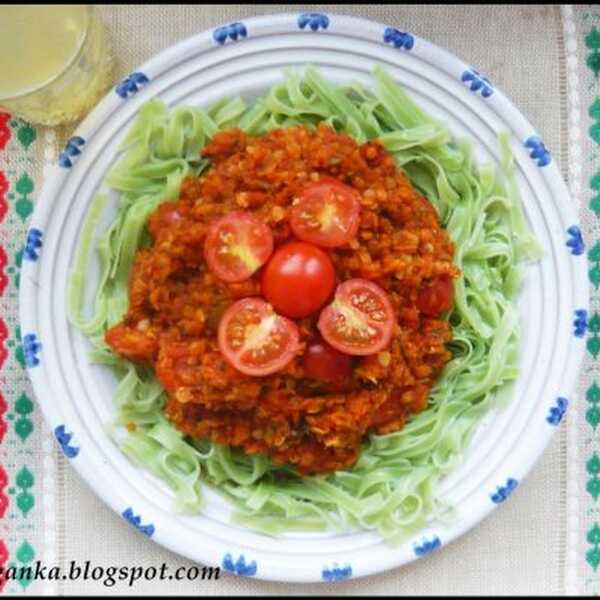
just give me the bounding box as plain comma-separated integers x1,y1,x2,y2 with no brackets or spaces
261,241,336,319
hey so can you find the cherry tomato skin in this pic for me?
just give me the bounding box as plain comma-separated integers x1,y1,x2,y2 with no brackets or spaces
416,275,454,317
303,339,352,383
217,298,300,376
261,241,336,319
317,278,395,356
290,177,361,248
204,211,274,283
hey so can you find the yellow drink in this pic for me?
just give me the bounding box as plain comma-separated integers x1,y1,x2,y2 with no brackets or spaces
0,5,112,125
0,5,88,98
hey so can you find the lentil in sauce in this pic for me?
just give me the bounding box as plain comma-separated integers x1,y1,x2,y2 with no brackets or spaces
105,123,459,474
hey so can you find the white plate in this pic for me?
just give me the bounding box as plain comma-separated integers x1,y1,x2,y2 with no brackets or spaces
19,13,588,583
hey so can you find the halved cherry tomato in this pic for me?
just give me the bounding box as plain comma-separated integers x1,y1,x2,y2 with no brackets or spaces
217,297,300,376
290,177,361,247
303,338,352,383
204,211,273,283
261,241,336,319
416,275,454,317
317,278,394,356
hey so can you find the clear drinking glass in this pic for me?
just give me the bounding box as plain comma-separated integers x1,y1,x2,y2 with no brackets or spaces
0,5,112,126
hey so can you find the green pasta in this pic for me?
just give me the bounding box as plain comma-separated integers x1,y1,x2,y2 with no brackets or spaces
67,66,539,544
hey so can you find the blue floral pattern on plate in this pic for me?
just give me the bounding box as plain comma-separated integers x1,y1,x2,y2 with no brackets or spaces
23,227,43,262
58,136,85,168
115,72,150,99
574,309,589,338
222,553,257,577
461,69,493,97
413,535,442,557
298,13,329,31
547,397,568,425
490,478,518,503
213,22,248,45
122,507,155,537
54,425,79,458
524,135,552,167
383,27,414,50
566,225,585,256
23,333,42,367
322,563,352,582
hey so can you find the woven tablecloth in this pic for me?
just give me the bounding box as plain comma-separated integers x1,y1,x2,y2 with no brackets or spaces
1,4,598,595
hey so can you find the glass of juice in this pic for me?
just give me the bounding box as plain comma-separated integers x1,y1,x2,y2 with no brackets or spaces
0,5,113,126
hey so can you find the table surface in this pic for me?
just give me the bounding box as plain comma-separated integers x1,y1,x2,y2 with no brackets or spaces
0,4,597,595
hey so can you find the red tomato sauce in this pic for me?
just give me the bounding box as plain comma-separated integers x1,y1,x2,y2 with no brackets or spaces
104,124,459,474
